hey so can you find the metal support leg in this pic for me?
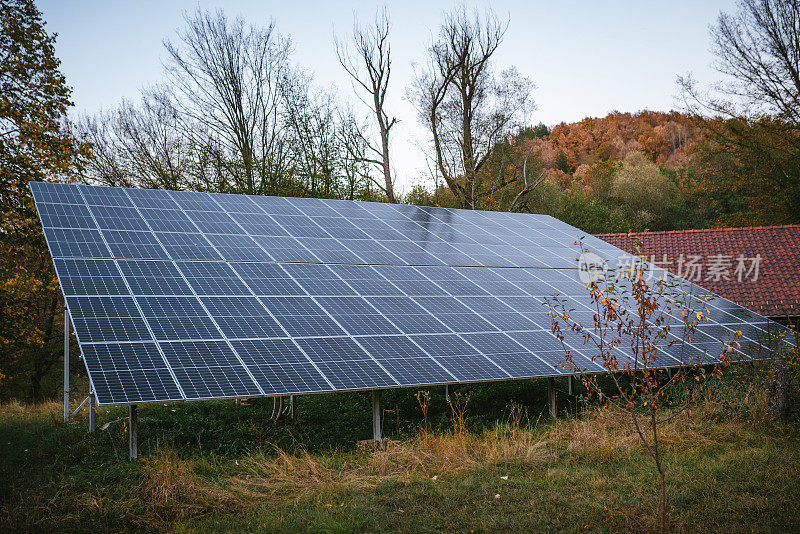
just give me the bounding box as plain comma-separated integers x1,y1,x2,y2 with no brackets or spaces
129,405,138,460
372,390,381,442
289,395,295,419
567,375,573,395
667,367,673,379
88,394,95,433
548,377,557,418
444,384,450,402
63,309,70,423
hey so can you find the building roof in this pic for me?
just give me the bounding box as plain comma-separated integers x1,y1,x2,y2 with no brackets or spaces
596,225,800,318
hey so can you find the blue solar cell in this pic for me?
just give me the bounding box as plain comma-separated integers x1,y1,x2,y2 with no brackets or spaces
169,191,223,212
327,265,404,296
139,208,199,233
54,258,128,296
314,217,371,240
204,233,272,261
200,296,286,339
79,185,135,207
186,210,246,234
365,296,451,334
314,296,401,336
117,260,193,296
340,239,406,265
460,332,558,377
249,235,320,262
280,263,356,296
357,335,455,385
159,340,261,399
232,339,331,394
231,262,304,296
90,205,150,231
66,296,152,343
417,266,490,296
126,188,180,209
156,232,223,260
81,342,182,404
30,181,85,205
413,297,499,333
44,227,110,258
375,265,448,296
175,261,251,296
209,193,264,214
36,202,97,229
409,334,508,381
229,212,288,236
138,296,222,341
102,230,167,259
295,337,396,389
508,331,600,373
295,237,362,263
260,296,345,337
248,195,301,215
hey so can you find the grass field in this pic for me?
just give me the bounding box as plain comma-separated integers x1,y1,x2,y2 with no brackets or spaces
1,365,798,533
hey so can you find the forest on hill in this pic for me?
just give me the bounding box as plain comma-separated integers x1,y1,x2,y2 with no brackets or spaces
412,109,799,233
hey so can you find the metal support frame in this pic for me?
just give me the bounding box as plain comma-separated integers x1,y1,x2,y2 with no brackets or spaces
547,377,557,418
289,395,295,419
129,404,138,460
372,390,381,442
567,375,573,395
89,394,95,433
63,309,70,422
444,384,450,402
71,395,90,418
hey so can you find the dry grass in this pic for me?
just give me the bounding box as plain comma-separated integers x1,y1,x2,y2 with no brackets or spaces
235,419,556,500
231,379,776,506
137,446,247,528
4,372,794,532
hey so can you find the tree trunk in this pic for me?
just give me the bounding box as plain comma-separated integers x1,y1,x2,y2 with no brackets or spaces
768,358,789,421
658,468,666,534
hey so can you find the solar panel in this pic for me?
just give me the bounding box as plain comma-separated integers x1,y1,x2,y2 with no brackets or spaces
30,182,794,406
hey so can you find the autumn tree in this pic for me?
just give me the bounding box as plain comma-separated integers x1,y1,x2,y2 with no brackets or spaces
410,6,535,209
678,0,800,224
0,0,89,399
547,240,757,533
335,7,397,202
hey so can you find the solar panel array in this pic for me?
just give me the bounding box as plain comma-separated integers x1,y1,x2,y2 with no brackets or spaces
31,182,792,406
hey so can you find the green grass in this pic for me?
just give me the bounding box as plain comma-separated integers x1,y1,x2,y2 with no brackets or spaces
1,369,799,533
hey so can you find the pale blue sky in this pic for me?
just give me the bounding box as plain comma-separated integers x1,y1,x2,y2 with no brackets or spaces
38,0,735,192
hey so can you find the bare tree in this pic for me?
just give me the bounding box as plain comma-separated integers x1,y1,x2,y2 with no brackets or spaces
335,7,397,202
163,9,293,195
677,0,800,227
75,87,196,190
711,0,799,124
281,72,342,197
410,7,535,209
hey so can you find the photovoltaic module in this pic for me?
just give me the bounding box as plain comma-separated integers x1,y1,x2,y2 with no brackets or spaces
30,182,791,406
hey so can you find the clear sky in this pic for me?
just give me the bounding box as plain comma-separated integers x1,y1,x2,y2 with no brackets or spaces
38,0,735,193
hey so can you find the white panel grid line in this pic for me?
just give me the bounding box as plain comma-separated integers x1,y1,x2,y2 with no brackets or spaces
73,185,187,402
397,270,514,378
202,192,337,392
122,188,266,398
217,197,408,388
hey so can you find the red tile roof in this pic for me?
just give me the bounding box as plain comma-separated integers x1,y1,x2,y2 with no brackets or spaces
595,225,800,318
